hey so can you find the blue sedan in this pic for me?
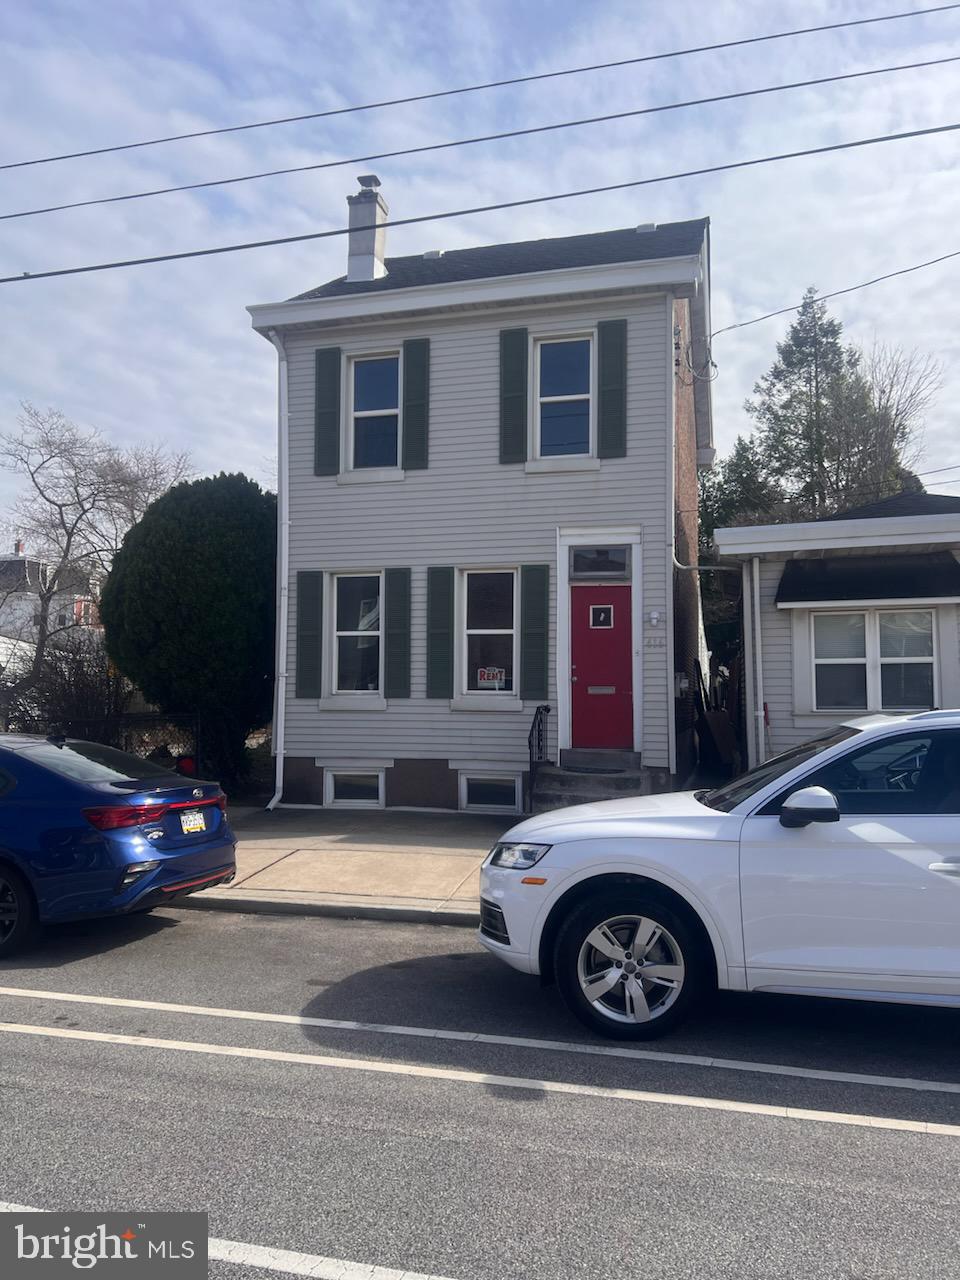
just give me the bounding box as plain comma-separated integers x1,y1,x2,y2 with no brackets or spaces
0,735,237,955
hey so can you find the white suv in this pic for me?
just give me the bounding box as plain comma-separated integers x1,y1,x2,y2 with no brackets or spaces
478,712,960,1038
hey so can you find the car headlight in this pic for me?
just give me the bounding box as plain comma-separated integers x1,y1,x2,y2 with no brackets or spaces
489,842,551,870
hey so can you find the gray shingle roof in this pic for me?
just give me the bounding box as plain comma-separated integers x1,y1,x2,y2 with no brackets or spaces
824,492,960,522
290,218,709,301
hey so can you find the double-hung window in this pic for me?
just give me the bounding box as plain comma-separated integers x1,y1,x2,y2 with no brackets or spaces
464,571,516,693
812,609,935,712
535,337,592,457
334,574,382,692
351,355,399,469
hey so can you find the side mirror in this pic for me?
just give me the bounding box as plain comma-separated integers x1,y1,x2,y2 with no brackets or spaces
779,785,840,829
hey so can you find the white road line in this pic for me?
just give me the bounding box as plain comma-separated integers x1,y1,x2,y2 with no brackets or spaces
0,983,956,1097
0,1020,958,1138
0,1201,454,1280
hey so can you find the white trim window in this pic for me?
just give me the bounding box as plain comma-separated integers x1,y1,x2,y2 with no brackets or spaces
350,354,400,469
324,769,385,808
458,772,521,814
334,573,382,693
812,609,936,712
463,570,517,694
534,336,593,458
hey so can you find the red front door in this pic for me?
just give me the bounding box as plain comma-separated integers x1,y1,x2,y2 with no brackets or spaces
571,584,633,749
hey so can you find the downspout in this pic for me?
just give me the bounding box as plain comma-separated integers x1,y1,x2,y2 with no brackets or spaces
265,328,290,810
751,555,766,764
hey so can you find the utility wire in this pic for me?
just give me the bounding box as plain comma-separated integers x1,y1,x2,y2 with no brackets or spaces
712,248,960,337
6,55,956,224
681,464,960,518
2,5,957,172
3,121,958,286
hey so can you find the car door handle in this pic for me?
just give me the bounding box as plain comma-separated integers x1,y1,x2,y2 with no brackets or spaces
929,861,960,875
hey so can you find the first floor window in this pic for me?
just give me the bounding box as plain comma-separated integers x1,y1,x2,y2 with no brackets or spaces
812,609,934,712
465,570,516,692
536,337,591,457
335,574,381,692
352,355,399,468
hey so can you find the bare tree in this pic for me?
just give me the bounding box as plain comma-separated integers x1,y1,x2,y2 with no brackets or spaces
862,341,942,471
0,404,191,721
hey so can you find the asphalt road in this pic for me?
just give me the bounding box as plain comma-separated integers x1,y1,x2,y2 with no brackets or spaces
0,906,958,1280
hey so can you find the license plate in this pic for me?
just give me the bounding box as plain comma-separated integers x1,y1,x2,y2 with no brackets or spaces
179,809,206,834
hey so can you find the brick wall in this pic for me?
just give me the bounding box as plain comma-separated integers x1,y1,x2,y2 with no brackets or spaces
672,298,701,781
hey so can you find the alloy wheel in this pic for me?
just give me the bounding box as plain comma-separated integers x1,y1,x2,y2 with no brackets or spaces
576,913,685,1025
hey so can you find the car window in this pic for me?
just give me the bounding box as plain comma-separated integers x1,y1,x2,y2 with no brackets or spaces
0,767,16,798
18,740,178,786
760,730,960,816
698,726,860,813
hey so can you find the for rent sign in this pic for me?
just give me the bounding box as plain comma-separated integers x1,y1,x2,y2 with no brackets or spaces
0,1213,207,1277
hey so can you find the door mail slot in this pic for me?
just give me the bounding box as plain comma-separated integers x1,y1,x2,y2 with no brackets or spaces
587,685,616,695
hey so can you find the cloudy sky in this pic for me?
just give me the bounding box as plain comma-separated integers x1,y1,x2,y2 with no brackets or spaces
1,0,958,513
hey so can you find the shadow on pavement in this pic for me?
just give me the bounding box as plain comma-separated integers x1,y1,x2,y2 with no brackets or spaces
0,909,179,972
296,947,960,1125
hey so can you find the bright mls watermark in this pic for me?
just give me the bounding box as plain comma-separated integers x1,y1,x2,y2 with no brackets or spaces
0,1213,207,1277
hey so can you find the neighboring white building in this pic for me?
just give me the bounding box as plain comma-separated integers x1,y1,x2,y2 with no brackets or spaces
715,492,960,767
0,542,97,674
249,177,715,812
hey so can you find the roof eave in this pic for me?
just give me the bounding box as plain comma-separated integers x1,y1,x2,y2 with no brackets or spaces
714,512,960,558
247,252,705,333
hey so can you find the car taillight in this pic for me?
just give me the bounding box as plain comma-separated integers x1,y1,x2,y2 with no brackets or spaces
216,794,227,812
83,804,167,831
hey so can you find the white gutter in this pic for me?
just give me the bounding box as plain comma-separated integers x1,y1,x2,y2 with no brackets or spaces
265,329,290,810
751,556,765,764
664,294,677,777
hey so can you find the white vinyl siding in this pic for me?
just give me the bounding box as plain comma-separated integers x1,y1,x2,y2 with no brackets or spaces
755,556,960,756
281,294,672,770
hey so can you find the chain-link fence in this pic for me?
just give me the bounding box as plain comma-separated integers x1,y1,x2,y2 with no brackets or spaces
49,713,201,776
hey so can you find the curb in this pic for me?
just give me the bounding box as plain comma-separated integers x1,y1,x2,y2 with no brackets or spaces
176,891,479,928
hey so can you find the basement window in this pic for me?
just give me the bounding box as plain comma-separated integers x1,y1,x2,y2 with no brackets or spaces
459,773,521,813
324,769,384,808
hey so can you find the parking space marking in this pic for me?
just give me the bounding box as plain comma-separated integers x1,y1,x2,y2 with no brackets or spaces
1,1020,958,1138
0,1201,454,1279
0,983,957,1097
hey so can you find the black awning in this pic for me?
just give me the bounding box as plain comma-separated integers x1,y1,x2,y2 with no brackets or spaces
776,553,960,604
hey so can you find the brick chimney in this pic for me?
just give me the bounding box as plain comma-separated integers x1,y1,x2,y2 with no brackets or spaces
346,175,388,282
13,539,24,556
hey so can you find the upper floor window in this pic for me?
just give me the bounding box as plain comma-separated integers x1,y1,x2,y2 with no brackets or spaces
335,574,381,692
812,609,935,712
351,356,399,469
535,338,592,458
464,570,516,693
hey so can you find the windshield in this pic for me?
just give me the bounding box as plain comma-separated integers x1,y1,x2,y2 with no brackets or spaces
698,726,860,813
20,739,179,786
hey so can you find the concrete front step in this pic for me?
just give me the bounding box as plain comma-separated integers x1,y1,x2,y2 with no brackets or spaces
535,765,647,795
560,748,642,771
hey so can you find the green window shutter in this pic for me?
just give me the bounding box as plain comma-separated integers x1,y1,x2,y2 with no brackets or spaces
426,566,455,699
597,319,627,459
520,564,550,701
401,339,430,470
384,567,412,698
499,328,528,464
314,347,342,475
295,571,323,698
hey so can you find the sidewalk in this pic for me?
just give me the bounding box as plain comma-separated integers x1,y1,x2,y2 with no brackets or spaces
182,806,511,925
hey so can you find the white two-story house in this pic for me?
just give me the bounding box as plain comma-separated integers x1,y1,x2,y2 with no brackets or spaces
249,177,714,813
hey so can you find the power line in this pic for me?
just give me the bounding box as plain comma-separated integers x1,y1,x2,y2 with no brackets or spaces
685,465,960,518
2,5,957,173
6,55,956,224
3,120,958,286
712,249,960,337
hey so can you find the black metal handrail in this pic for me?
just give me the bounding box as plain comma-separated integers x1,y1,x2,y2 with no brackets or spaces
527,703,552,811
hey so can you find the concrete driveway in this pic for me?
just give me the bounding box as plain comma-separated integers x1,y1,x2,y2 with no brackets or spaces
211,806,510,919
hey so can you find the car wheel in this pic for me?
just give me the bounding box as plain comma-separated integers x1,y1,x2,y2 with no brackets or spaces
554,888,707,1039
0,864,37,958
